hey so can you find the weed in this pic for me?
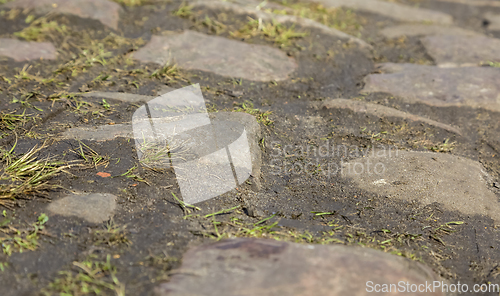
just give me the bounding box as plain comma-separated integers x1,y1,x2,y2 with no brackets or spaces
14,17,68,42
54,41,112,77
482,61,500,67
150,63,179,80
0,213,49,259
92,220,130,247
172,192,201,214
112,0,146,6
232,18,307,48
200,15,227,34
0,110,29,131
100,99,111,110
115,165,148,184
173,3,193,18
72,141,110,169
234,101,273,126
205,205,241,218
271,2,364,36
11,97,43,112
43,254,125,296
426,138,455,153
0,142,72,208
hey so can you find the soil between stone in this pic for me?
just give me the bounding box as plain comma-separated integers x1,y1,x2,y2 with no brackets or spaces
0,0,499,295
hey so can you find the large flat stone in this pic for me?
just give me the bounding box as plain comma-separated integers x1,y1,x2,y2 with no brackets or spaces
342,150,500,223
132,30,297,82
437,0,500,7
61,123,133,141
421,35,500,67
190,0,372,50
80,92,154,103
315,99,461,134
313,0,453,24
0,38,57,61
380,24,480,39
46,193,117,224
3,0,122,30
155,238,446,296
485,13,500,31
362,63,500,111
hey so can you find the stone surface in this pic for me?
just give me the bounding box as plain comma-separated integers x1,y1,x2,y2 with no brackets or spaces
362,63,500,111
316,99,461,134
3,0,122,30
155,238,446,296
313,0,453,24
80,92,154,103
485,13,500,31
132,30,297,82
190,0,372,49
380,24,480,39
0,38,57,61
46,193,117,223
420,35,500,66
342,150,500,222
438,0,500,7
61,123,133,141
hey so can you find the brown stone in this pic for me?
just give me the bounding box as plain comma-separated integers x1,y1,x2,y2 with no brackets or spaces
420,35,500,67
313,0,453,24
3,0,122,30
155,238,447,296
0,38,57,61
46,193,117,224
380,24,480,39
342,150,500,223
132,31,297,82
315,99,461,134
190,0,372,50
362,63,500,111
485,13,500,31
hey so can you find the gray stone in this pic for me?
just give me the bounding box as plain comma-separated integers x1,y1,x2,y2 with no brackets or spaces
0,38,57,61
342,150,500,223
190,0,372,50
313,0,453,24
46,193,117,224
155,238,447,296
380,24,480,39
132,30,297,82
3,0,122,30
438,0,500,7
60,123,133,141
421,35,500,67
80,92,154,103
316,99,462,134
362,63,500,111
485,13,500,31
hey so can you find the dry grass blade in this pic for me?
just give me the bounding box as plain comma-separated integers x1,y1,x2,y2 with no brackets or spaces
72,141,110,169
0,110,29,131
0,142,74,208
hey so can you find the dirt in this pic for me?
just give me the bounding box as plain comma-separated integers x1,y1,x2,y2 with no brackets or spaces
0,0,500,295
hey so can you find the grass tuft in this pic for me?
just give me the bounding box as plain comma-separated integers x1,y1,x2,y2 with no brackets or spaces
234,101,273,126
0,213,49,262
43,254,125,296
271,1,364,36
92,220,131,247
0,142,72,208
232,18,307,48
173,3,193,18
14,17,68,42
